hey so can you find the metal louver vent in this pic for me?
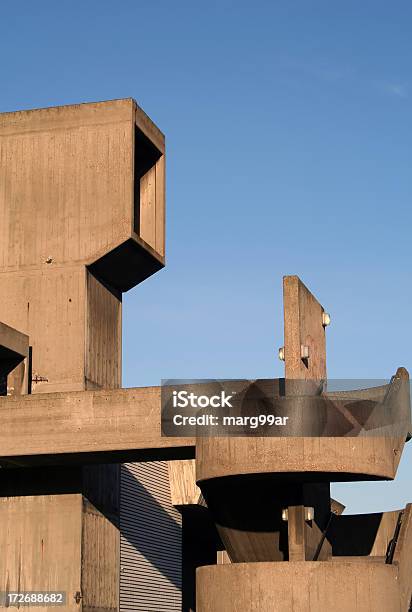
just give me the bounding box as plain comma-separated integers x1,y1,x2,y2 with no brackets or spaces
120,461,182,611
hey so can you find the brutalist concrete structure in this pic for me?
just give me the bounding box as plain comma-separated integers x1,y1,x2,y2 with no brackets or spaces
1,99,412,611
0,99,182,612
195,276,412,611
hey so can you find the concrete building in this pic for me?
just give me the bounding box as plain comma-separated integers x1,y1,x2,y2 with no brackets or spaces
0,99,411,611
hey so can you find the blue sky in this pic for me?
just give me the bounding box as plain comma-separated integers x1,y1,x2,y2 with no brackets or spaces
2,1,412,513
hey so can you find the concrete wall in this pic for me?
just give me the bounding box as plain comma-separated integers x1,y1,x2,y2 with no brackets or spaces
197,562,401,612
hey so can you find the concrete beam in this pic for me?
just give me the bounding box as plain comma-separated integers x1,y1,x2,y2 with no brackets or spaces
0,386,194,466
0,372,407,475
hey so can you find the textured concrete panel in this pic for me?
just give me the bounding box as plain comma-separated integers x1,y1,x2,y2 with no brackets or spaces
197,561,401,612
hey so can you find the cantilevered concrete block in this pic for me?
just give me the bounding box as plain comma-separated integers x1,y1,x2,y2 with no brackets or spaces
0,98,165,291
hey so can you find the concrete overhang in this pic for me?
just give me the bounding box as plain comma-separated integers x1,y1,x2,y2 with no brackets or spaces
0,321,29,376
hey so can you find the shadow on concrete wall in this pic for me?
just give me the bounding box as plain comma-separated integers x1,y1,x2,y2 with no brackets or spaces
120,465,182,591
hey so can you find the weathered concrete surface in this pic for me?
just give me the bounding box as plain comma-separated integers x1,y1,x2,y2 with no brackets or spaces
169,459,202,506
394,504,412,610
283,275,327,381
81,497,119,612
0,386,194,465
0,494,118,612
196,561,401,611
196,435,404,482
0,98,165,280
0,495,82,612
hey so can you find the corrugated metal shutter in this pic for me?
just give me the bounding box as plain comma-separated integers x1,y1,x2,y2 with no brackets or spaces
120,461,182,611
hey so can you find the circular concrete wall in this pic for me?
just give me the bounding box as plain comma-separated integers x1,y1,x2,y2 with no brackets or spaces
196,436,402,483
197,561,400,611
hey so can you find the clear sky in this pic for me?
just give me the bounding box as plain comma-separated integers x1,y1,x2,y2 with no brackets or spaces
2,1,412,513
